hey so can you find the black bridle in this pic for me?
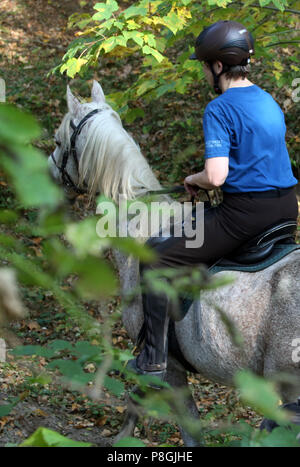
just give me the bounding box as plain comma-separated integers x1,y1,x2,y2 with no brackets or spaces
51,109,102,194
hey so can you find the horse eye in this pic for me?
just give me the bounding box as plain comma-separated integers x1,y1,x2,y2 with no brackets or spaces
55,140,61,147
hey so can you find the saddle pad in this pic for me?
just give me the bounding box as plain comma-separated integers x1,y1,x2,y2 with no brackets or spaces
210,243,300,274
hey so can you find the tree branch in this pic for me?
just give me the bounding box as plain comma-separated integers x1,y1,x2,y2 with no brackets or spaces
251,2,300,15
203,1,300,21
265,40,300,47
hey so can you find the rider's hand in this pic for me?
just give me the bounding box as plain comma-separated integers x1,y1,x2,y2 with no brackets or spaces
184,175,201,197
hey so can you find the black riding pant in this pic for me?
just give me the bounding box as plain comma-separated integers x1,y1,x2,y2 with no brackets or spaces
137,188,298,371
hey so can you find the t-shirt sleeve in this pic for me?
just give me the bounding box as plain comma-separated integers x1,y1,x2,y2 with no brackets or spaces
203,110,231,159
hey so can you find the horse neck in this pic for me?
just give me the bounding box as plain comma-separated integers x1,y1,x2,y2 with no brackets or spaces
77,111,164,203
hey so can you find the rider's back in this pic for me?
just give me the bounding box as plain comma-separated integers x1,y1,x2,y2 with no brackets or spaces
203,84,298,193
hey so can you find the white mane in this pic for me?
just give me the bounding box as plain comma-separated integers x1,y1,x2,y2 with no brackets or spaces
59,105,162,203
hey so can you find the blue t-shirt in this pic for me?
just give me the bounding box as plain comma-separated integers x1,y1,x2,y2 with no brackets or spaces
202,84,298,192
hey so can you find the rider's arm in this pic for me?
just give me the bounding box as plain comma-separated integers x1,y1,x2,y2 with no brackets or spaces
184,157,229,194
184,106,230,195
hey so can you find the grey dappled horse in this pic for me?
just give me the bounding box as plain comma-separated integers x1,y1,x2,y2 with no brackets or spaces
48,80,300,446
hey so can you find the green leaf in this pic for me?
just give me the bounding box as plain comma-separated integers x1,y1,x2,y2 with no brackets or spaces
93,0,119,21
175,75,193,94
123,5,147,19
0,209,19,224
99,18,115,30
1,145,63,208
73,341,102,361
60,57,87,78
44,235,117,298
103,375,125,396
38,209,66,236
143,33,156,48
114,349,135,362
65,217,106,257
75,256,118,299
154,82,176,98
259,0,273,6
68,12,92,30
259,425,300,447
20,427,92,447
0,403,16,417
207,0,232,5
142,45,164,63
155,1,173,17
61,37,92,61
0,104,40,144
11,345,57,358
272,0,286,12
235,370,289,423
122,30,144,47
126,19,140,30
114,20,124,30
136,79,157,97
48,340,74,352
47,359,93,385
124,107,145,124
154,11,185,35
116,35,128,48
101,36,117,53
109,236,156,262
27,374,52,385
113,436,146,447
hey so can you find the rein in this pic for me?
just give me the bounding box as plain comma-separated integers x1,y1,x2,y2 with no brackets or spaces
146,185,211,204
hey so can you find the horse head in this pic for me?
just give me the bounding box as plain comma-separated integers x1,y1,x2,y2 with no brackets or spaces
48,80,161,203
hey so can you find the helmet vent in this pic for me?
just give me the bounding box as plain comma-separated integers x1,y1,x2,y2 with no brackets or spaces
220,39,250,52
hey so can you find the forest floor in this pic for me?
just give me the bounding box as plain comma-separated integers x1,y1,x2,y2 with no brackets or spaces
0,0,299,447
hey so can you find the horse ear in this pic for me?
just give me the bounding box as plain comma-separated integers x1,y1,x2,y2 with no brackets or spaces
66,85,80,115
91,80,105,104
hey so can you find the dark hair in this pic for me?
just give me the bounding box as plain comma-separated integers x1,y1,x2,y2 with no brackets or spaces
225,63,251,80
204,60,251,80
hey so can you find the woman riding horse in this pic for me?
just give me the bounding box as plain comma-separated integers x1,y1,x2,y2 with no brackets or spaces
127,20,299,383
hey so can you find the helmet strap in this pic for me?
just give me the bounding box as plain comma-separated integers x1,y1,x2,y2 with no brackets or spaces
209,62,230,94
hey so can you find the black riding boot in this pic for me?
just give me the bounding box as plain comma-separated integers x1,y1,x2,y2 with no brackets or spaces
127,268,170,383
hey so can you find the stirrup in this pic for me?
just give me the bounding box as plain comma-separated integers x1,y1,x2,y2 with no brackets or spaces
127,358,166,389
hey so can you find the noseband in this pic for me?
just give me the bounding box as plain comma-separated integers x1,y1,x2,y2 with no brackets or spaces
51,109,102,194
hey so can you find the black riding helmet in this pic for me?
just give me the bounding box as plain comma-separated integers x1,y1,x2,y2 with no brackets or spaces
190,20,255,94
